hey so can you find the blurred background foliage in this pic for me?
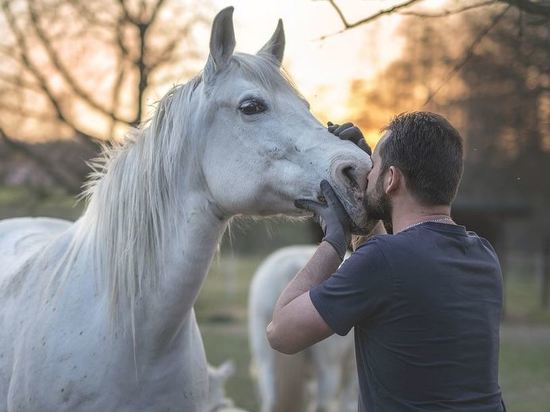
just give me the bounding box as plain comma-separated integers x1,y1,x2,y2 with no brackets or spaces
0,0,549,410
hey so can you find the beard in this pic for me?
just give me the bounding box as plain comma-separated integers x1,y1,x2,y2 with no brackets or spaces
365,173,392,224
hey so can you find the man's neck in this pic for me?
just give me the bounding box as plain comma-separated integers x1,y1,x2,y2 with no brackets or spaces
391,202,453,234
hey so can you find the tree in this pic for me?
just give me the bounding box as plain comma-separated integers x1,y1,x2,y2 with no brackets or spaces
450,9,550,200
346,4,548,178
320,0,548,107
0,0,210,144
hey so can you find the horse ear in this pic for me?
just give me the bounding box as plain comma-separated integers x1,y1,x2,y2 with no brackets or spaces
257,19,285,67
204,7,236,82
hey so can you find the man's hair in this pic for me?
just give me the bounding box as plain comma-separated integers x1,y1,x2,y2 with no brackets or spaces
380,111,463,206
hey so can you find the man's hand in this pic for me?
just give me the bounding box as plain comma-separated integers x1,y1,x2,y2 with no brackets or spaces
328,121,372,155
295,180,352,260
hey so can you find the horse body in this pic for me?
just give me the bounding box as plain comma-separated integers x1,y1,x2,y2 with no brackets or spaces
0,7,371,411
249,246,358,412
1,202,223,411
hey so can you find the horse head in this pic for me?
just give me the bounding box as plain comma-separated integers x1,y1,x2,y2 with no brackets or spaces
194,7,371,231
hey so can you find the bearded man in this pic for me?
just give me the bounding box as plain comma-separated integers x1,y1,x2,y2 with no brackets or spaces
267,112,506,412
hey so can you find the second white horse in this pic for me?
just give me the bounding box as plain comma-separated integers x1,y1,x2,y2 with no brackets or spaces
249,246,358,412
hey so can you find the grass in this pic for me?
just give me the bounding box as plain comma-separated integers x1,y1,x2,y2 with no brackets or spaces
0,186,83,220
504,271,550,323
499,325,550,412
198,257,262,411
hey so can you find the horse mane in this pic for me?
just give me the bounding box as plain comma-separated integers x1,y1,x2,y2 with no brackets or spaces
76,76,202,326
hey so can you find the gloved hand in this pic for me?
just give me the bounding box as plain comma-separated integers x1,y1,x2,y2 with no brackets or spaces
295,180,352,260
327,121,372,155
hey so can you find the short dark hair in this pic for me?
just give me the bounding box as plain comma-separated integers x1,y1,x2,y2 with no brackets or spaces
380,111,463,206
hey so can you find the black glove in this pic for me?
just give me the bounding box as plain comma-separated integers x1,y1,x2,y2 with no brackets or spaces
295,180,352,260
328,121,372,155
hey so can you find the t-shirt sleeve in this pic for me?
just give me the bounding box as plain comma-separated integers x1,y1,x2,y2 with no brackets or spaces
309,239,392,336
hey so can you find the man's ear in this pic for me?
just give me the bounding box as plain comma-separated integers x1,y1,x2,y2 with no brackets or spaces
385,166,402,194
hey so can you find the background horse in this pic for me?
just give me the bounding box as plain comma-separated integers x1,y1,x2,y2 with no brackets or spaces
0,7,371,411
206,360,247,412
249,246,358,412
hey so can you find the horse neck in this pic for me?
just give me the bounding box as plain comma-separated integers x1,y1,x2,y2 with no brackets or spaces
80,127,228,343
143,192,228,337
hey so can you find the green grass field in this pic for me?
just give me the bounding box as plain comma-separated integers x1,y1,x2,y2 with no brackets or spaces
1,186,549,411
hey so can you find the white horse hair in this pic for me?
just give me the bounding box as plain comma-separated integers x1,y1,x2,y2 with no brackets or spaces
0,7,371,411
249,246,358,412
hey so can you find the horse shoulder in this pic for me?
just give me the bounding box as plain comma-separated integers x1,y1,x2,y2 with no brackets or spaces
0,217,73,294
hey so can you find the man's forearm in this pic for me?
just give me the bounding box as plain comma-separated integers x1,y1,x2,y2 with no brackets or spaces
272,241,341,315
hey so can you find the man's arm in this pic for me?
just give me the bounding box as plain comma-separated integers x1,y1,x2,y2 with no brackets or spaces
267,241,340,354
267,220,387,354
267,123,374,354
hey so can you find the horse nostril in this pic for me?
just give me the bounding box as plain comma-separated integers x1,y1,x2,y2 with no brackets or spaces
341,165,360,191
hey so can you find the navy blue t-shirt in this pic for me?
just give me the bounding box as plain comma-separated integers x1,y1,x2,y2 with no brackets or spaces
310,222,505,411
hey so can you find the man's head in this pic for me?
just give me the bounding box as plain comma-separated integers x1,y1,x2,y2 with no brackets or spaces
365,112,463,222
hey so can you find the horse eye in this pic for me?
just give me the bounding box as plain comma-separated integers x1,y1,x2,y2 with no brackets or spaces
239,99,267,115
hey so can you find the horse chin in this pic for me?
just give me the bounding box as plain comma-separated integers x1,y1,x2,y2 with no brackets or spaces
335,186,370,235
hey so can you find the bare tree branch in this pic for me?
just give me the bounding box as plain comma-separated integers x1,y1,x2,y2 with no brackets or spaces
2,3,72,126
423,5,512,105
322,0,548,39
27,0,132,125
1,0,101,148
0,71,40,92
321,0,421,39
1,0,207,146
0,101,56,122
133,21,148,126
117,0,140,25
68,0,116,28
147,23,198,72
115,17,132,60
108,60,126,139
149,0,166,25
400,0,498,17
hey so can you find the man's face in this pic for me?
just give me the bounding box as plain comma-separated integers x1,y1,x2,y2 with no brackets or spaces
365,132,392,222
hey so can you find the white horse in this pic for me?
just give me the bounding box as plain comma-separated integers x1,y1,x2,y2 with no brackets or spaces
249,246,358,412
0,7,371,412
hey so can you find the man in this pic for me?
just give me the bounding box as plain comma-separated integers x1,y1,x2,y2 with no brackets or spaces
267,112,506,411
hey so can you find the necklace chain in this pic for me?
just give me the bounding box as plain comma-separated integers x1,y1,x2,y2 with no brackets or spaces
401,217,455,232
